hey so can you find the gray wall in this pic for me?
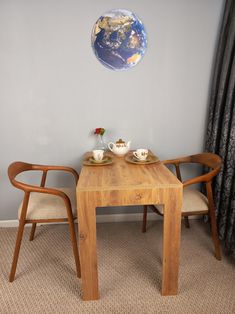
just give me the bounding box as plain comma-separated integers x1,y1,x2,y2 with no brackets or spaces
0,0,224,220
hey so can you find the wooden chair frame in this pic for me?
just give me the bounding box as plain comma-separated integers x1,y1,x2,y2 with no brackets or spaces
8,161,81,282
142,153,222,260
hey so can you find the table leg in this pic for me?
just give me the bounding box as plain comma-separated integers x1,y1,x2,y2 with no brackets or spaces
77,193,99,300
162,188,182,295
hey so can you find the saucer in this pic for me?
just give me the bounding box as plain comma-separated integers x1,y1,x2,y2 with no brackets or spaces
133,156,149,162
125,154,160,165
89,156,109,164
83,156,113,166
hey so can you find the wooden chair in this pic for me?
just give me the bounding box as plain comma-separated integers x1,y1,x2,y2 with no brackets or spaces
142,153,222,260
8,161,81,282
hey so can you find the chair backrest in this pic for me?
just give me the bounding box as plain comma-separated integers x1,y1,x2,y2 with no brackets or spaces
188,153,221,171
8,162,34,190
163,153,222,186
8,161,79,193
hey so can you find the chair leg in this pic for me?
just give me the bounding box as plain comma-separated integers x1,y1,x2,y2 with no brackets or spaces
67,217,81,278
9,220,25,282
209,212,221,260
206,182,221,260
184,216,190,228
29,223,37,241
142,205,148,233
208,209,221,260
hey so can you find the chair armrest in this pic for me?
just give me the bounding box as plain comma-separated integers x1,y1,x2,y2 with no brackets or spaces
14,181,71,207
183,168,219,187
13,180,67,196
163,159,189,182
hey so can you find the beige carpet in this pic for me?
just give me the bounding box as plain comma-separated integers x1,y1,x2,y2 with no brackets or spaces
0,220,234,314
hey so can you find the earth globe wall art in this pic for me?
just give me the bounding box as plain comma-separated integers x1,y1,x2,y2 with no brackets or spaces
91,9,147,71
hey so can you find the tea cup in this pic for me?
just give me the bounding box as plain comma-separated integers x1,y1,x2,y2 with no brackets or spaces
92,149,104,162
133,149,148,161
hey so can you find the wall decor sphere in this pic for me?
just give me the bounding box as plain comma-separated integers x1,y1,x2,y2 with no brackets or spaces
91,9,147,71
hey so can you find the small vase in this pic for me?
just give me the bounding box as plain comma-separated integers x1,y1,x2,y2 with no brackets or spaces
95,135,107,151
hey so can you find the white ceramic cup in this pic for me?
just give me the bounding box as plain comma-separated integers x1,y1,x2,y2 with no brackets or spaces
92,149,104,162
133,149,148,161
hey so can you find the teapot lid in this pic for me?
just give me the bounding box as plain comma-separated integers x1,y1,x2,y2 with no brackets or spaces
116,138,125,144
116,138,126,147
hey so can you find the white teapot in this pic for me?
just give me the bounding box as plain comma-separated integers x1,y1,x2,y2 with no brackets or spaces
108,139,131,157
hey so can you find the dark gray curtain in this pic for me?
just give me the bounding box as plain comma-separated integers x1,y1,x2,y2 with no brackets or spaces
205,0,235,257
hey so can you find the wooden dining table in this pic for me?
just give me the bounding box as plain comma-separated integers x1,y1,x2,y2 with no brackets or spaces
76,151,183,300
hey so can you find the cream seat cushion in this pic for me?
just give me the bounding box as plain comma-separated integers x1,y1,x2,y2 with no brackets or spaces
18,187,77,220
154,188,209,214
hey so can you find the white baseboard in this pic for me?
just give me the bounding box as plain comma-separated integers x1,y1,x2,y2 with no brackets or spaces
0,212,160,228
0,220,20,227
0,212,200,228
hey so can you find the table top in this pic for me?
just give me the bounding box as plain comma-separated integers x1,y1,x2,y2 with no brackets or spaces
77,151,182,192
